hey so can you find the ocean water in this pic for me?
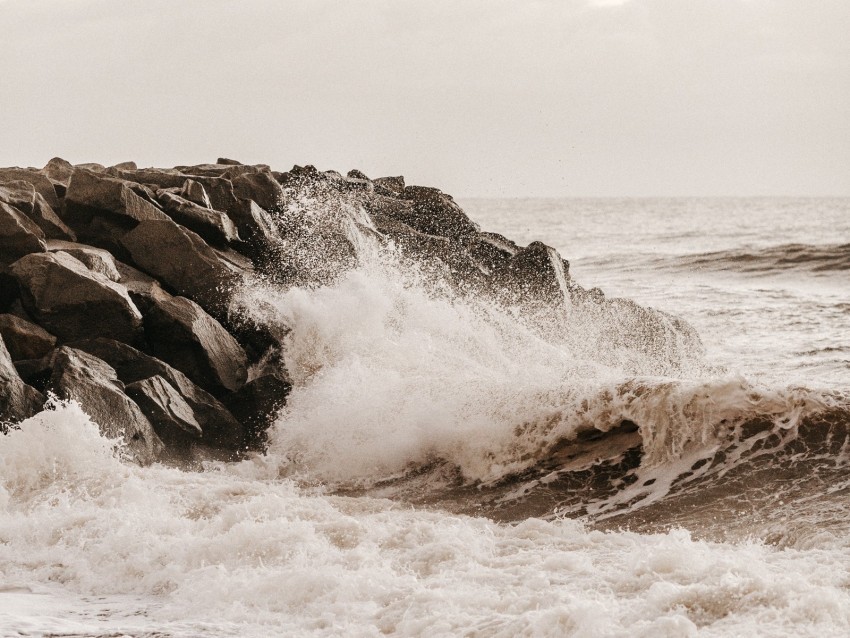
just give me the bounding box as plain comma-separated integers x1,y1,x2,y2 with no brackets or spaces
2,197,849,637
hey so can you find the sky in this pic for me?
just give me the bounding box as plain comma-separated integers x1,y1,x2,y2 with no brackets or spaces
1,0,848,197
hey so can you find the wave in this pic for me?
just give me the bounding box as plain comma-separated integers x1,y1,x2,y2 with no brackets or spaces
670,243,850,275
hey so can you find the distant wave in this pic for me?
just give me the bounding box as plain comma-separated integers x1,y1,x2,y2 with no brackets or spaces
671,243,850,274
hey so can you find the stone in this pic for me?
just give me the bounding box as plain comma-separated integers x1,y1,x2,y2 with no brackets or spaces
48,347,162,463
0,168,60,209
156,191,240,246
231,171,285,212
223,373,290,446
119,219,239,316
0,334,44,423
70,337,244,448
179,179,213,209
9,251,143,344
0,201,46,265
494,241,571,305
0,314,56,361
374,176,405,197
45,240,121,281
41,157,75,186
124,375,203,444
347,169,370,181
217,157,243,166
175,163,261,179
111,161,137,170
0,180,75,241
64,169,169,229
134,288,248,395
398,186,480,240
113,169,239,213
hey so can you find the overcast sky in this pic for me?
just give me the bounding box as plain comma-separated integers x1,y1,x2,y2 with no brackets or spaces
1,0,848,196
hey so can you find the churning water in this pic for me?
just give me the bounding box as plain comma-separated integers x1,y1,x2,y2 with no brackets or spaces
1,197,849,637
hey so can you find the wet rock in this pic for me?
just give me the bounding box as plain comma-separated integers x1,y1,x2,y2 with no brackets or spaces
179,179,213,209
124,375,203,444
226,197,276,252
395,186,480,240
224,373,290,447
0,201,46,265
9,251,143,344
0,314,56,361
231,171,285,212
134,287,248,395
48,346,162,463
0,168,60,210
70,337,244,447
464,232,520,275
156,191,239,246
344,177,374,194
0,181,75,241
46,240,121,281
0,334,44,423
374,175,405,197
119,218,239,315
347,169,370,181
494,241,571,305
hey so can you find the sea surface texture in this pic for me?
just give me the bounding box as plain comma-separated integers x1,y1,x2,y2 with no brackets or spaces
2,197,849,637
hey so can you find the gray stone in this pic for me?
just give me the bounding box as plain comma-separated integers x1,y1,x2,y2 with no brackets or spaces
179,179,213,209
0,168,60,209
125,375,203,442
46,240,121,281
156,191,240,246
9,251,143,344
231,171,284,212
0,180,75,241
0,201,46,265
0,334,44,423
0,314,56,361
48,347,162,463
397,186,480,240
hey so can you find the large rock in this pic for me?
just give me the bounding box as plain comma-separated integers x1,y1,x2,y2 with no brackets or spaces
396,186,480,240
46,240,122,281
63,169,169,251
494,241,571,305
156,191,239,246
0,168,60,209
179,179,212,208
124,375,203,445
134,288,248,395
223,373,290,447
0,201,46,265
48,347,162,463
0,334,44,424
119,218,239,315
9,251,143,344
41,157,75,187
374,175,405,197
0,314,56,361
231,171,285,212
112,169,239,213
70,337,244,447
0,180,75,241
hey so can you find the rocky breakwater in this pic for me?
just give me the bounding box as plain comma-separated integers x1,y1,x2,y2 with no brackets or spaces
1,158,702,465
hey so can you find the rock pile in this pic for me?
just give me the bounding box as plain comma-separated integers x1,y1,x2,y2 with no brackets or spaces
1,157,700,464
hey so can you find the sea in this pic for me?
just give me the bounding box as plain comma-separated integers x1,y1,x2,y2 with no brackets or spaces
1,196,849,637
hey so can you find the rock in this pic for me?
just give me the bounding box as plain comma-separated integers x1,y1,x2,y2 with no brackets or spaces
217,157,243,166
347,169,370,181
0,201,46,264
41,157,75,186
0,168,60,209
0,180,75,241
0,314,56,361
344,177,374,194
124,375,203,444
45,240,121,281
111,161,137,170
231,171,285,212
494,241,571,305
374,176,405,197
156,191,239,246
179,179,213,209
134,288,248,395
70,337,244,447
175,163,261,179
464,232,520,275
9,251,143,344
120,219,239,316
397,186,480,240
48,347,162,463
0,334,44,423
113,169,239,213
223,373,290,447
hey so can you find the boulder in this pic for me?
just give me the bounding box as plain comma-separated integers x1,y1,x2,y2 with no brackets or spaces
0,314,56,361
111,161,137,170
223,373,290,447
397,186,480,240
64,168,169,228
226,197,276,250
41,157,75,187
0,180,75,241
70,337,244,447
231,171,284,212
113,169,239,213
216,157,243,166
374,176,405,197
46,240,121,281
494,241,571,305
124,375,203,444
9,251,143,344
0,334,44,423
48,347,162,463
156,191,239,246
175,163,262,179
0,201,46,264
0,168,60,209
134,288,248,395
347,169,370,181
179,179,213,209
119,219,239,315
